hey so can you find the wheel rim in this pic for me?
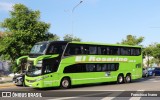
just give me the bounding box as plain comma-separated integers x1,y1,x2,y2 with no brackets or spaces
119,76,123,83
126,76,130,82
62,80,69,88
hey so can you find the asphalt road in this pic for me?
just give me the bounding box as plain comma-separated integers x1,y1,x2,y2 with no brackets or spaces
1,76,160,100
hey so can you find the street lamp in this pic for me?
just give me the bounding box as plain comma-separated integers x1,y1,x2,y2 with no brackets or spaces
72,1,83,13
71,1,83,35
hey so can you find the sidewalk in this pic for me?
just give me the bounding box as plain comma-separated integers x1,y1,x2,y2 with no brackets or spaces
0,76,15,88
0,76,12,82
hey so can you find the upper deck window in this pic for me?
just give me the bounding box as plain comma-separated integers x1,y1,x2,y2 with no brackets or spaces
64,43,141,56
30,43,48,54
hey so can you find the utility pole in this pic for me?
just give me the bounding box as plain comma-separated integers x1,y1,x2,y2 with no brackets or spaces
71,1,83,35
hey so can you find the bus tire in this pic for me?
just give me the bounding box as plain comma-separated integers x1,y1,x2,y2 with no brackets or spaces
125,74,131,83
117,74,124,84
60,77,71,89
23,81,26,87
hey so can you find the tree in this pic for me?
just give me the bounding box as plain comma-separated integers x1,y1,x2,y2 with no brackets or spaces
63,34,81,42
0,4,50,61
143,45,154,67
119,35,144,46
46,32,60,41
0,32,3,38
0,4,52,73
143,43,160,67
152,44,160,66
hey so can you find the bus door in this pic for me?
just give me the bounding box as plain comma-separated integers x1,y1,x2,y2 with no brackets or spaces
42,58,59,87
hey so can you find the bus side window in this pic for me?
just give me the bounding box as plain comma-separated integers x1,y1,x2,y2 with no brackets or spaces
63,64,86,73
121,47,131,55
131,49,136,56
53,47,58,54
108,47,119,55
64,44,82,56
82,46,89,54
98,47,102,54
131,48,141,56
89,46,97,54
96,64,102,71
136,48,141,55
102,64,107,71
64,45,73,56
75,47,81,55
98,46,106,55
48,46,54,54
86,64,95,72
110,64,115,71
47,45,63,54
108,63,119,71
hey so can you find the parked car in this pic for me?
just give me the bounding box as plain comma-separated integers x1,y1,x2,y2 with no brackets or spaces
142,68,148,77
12,73,25,86
148,67,160,76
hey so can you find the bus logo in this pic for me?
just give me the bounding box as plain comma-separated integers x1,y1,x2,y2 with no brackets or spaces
2,92,11,97
75,56,128,62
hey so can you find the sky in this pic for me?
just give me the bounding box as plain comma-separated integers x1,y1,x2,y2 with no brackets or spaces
0,0,160,46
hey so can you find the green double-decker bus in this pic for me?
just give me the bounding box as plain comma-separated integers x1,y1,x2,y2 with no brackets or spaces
17,41,142,88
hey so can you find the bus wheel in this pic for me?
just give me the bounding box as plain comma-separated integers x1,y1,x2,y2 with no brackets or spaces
117,75,124,84
125,75,131,83
60,78,71,89
23,81,26,87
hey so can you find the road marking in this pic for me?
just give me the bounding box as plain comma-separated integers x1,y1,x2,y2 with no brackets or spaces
47,92,111,100
101,90,125,100
129,90,145,100
60,90,125,91
153,81,159,82
149,79,155,81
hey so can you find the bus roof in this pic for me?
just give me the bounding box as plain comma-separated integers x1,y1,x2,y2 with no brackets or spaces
35,41,141,48
35,41,68,44
69,41,141,48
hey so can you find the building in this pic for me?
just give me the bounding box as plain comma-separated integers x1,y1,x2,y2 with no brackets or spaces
0,61,11,76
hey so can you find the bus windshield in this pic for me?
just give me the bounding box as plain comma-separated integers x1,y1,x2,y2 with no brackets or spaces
27,64,42,77
30,43,48,54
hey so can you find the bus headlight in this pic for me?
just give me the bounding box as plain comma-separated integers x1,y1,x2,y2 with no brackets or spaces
36,77,43,81
36,76,49,82
36,61,42,67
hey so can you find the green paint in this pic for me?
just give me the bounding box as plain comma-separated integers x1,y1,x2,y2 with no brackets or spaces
16,56,28,65
33,54,59,65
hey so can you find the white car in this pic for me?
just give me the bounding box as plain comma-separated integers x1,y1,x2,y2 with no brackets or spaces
142,68,148,77
12,73,25,86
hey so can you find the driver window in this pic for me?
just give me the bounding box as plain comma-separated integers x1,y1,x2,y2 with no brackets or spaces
44,65,52,74
48,46,58,54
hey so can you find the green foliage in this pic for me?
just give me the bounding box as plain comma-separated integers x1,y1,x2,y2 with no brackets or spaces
152,44,160,65
143,43,160,66
10,61,20,73
0,4,50,61
63,34,81,42
119,35,144,46
143,45,155,66
143,45,154,57
46,32,60,41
